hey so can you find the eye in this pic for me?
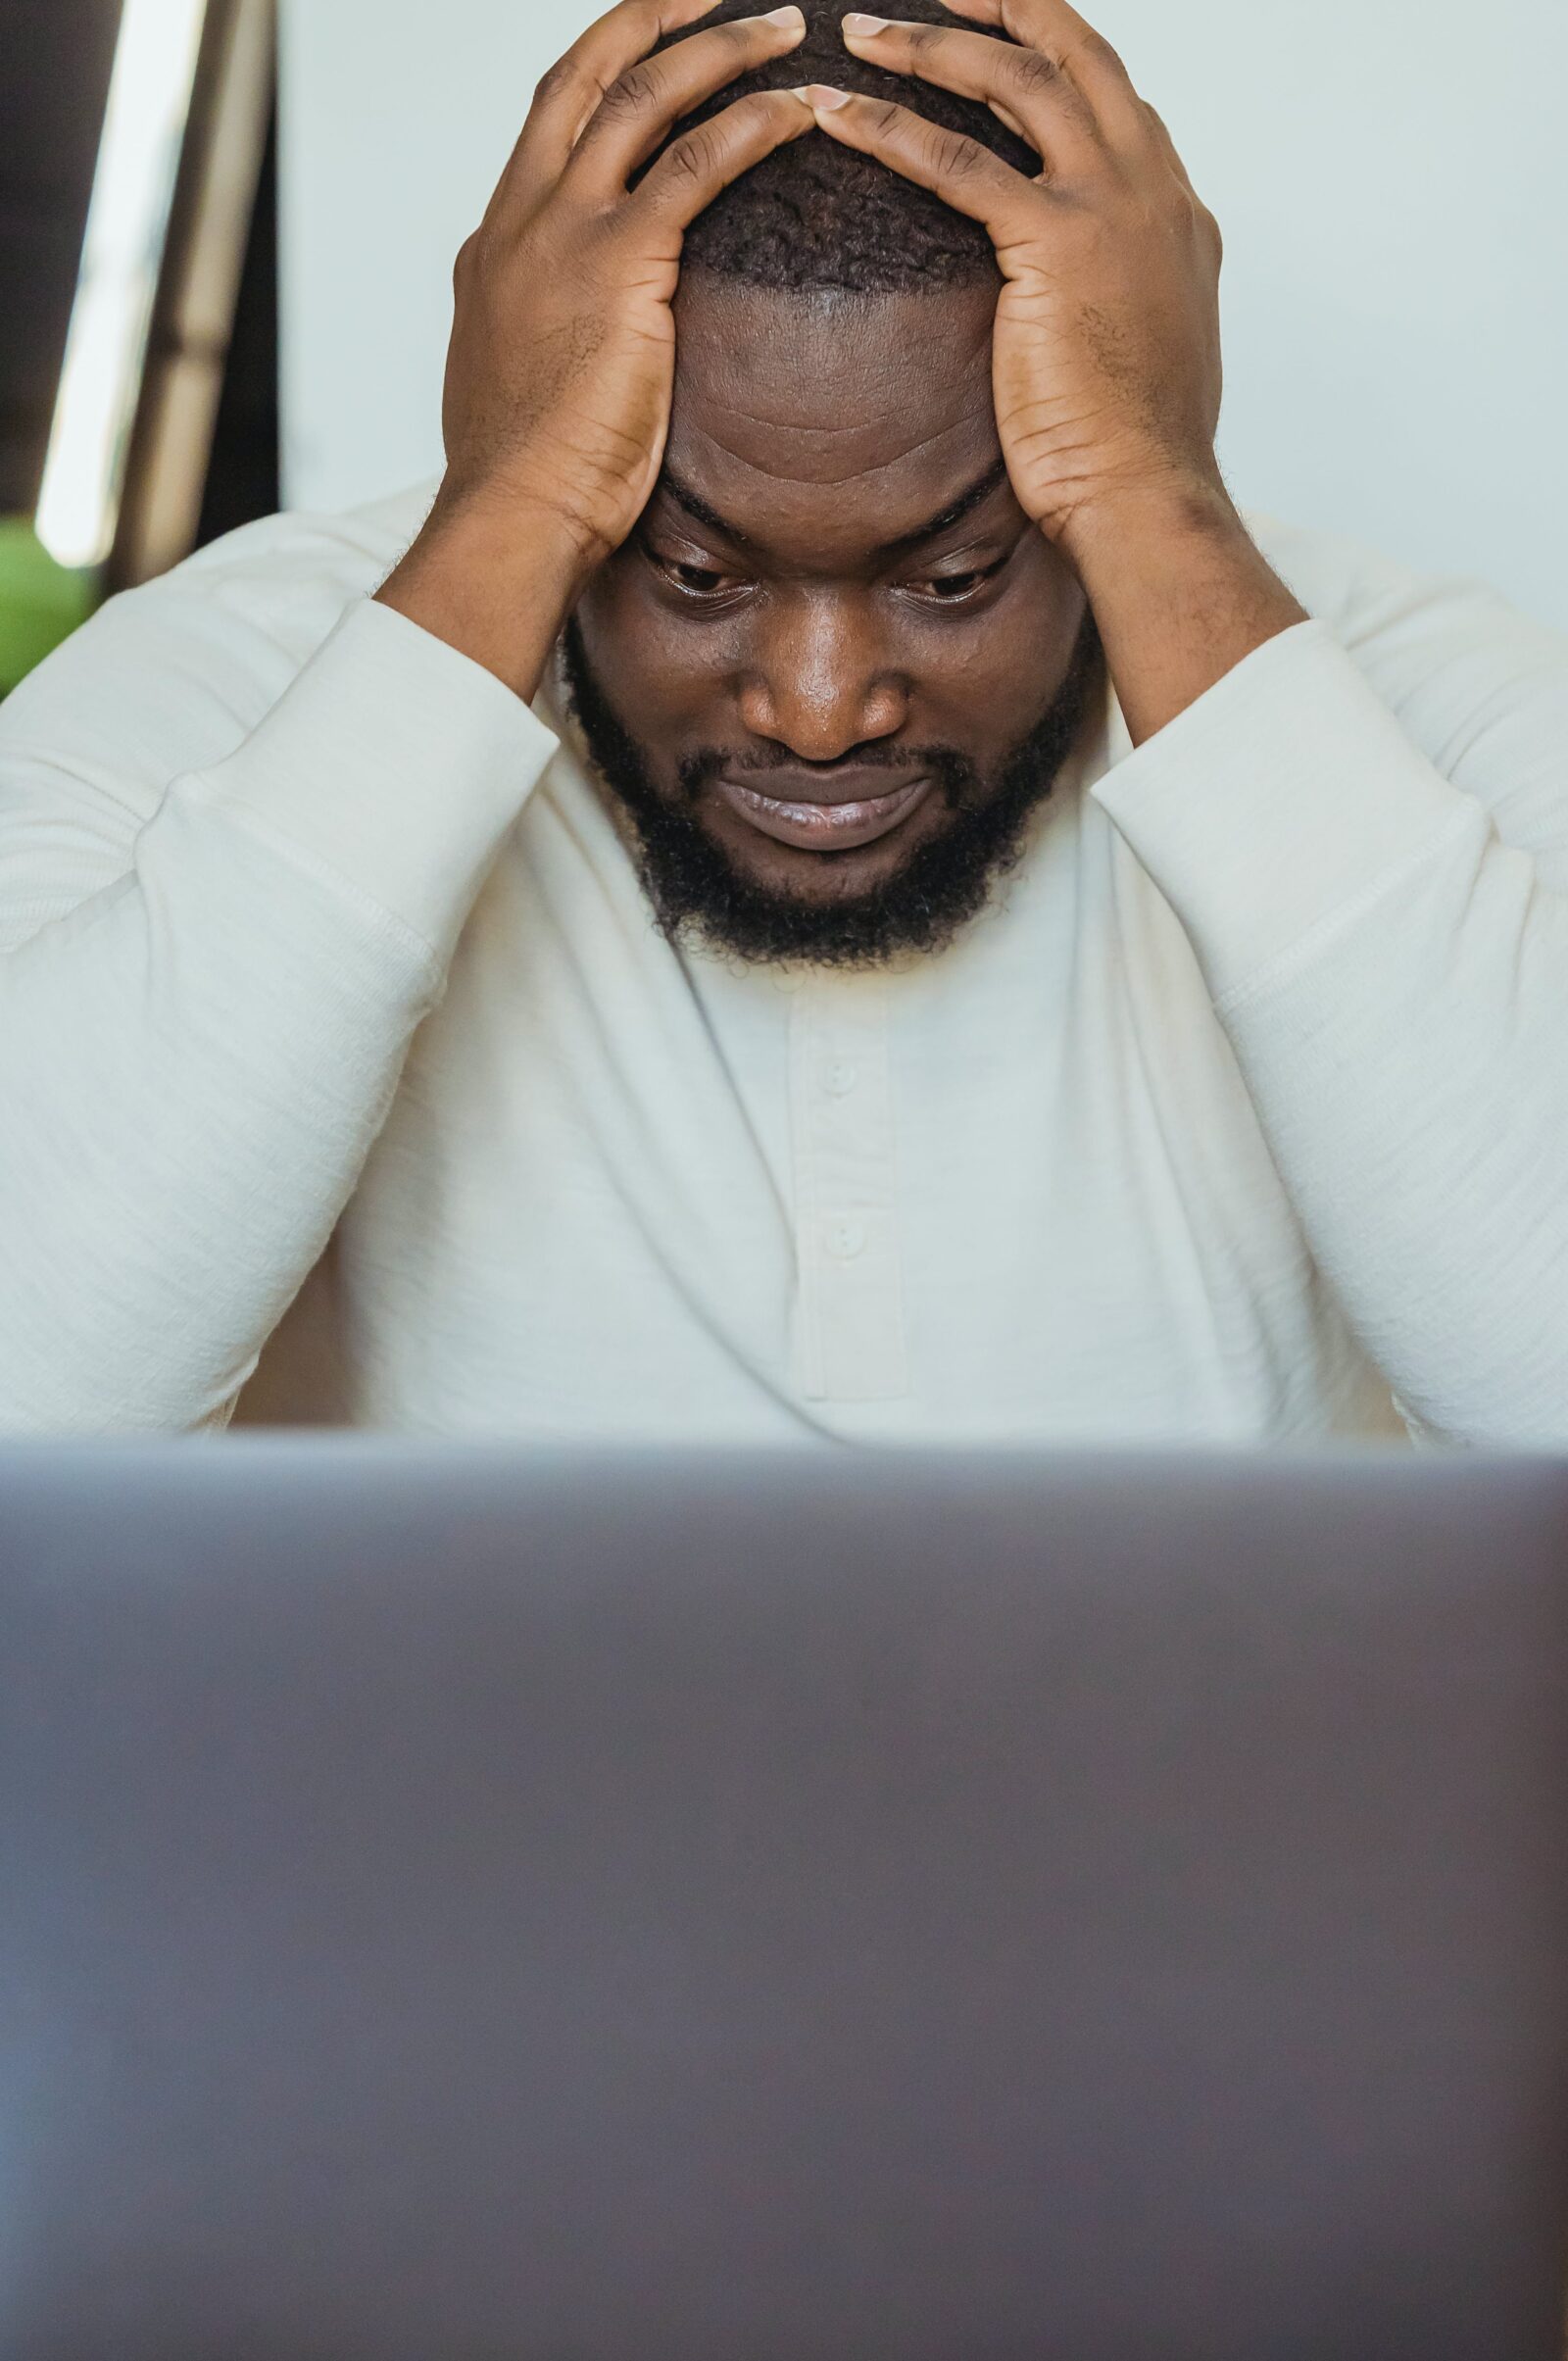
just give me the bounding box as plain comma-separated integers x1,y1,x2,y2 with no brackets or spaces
924,570,989,601
910,559,1006,605
649,550,748,601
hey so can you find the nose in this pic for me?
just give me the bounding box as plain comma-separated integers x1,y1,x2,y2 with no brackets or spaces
735,592,907,762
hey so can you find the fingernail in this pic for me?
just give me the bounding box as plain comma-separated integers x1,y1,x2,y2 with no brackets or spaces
804,82,853,108
843,13,891,32
761,6,805,25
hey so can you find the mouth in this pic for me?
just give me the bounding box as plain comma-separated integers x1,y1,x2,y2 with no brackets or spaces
712,775,934,854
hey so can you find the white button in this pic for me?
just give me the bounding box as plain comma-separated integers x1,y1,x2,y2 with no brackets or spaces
820,1059,859,1099
772,965,807,995
824,1216,867,1262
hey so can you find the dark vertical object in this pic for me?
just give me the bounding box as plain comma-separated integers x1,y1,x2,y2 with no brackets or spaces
195,101,278,549
110,0,275,589
0,0,124,516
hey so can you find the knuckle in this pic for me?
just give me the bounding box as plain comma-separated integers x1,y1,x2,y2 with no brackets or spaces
1013,49,1063,98
600,61,658,117
668,125,717,183
456,225,499,283
531,57,576,110
933,127,983,180
868,99,906,139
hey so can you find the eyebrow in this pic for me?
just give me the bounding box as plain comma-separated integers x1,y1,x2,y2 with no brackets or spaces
656,456,1013,561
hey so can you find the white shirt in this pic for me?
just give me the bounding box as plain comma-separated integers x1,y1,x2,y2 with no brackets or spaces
2,482,1565,1448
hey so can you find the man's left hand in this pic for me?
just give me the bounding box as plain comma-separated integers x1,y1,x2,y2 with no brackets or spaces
822,0,1226,562
808,2,1309,744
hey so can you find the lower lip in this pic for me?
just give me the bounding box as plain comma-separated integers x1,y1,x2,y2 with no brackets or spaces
714,775,933,852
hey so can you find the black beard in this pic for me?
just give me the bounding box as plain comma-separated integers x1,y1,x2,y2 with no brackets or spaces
560,608,1104,970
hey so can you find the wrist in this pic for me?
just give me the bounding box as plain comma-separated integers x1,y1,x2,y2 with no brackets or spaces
376,485,601,704
1059,471,1304,645
1055,474,1310,749
1054,472,1247,587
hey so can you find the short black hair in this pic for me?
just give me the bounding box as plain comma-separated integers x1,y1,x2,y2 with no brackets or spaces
648,0,1034,294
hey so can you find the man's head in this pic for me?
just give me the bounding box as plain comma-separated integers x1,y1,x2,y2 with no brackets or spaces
566,0,1102,968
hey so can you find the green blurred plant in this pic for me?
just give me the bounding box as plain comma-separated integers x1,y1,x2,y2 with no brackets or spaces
0,518,98,700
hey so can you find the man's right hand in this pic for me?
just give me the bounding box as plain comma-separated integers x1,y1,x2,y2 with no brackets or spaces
377,0,811,702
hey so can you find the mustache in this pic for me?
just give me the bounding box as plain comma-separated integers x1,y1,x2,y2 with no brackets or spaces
677,743,982,808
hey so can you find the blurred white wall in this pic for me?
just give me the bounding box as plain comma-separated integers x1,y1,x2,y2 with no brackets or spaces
278,0,1568,624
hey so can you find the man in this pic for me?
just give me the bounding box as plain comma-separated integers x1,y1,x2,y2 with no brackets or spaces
1,0,1564,1446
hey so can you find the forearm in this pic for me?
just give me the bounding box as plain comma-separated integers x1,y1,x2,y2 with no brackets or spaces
1064,484,1310,749
0,799,437,1432
0,603,555,1433
1216,817,1568,1451
376,491,594,705
1089,616,1568,1451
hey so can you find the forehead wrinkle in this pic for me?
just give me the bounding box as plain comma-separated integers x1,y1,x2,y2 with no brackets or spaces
682,334,994,448
683,396,923,443
672,287,996,451
659,450,1011,561
663,291,1004,546
667,412,998,515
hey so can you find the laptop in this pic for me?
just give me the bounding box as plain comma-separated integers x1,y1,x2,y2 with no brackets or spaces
1,1439,1566,2360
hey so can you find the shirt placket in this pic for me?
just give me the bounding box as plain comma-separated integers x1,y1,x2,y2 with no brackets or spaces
784,971,911,1402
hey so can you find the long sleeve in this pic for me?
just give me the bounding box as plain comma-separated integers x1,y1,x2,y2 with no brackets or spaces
0,528,561,1435
1091,536,1568,1451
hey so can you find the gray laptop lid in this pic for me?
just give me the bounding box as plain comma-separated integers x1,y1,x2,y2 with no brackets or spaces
2,1441,1567,2361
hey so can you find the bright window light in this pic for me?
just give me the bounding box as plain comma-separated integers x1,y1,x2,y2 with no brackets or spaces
36,0,210,570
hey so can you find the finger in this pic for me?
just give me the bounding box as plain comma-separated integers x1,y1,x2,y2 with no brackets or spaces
569,8,808,192
933,0,1152,150
636,88,815,231
496,0,726,209
799,89,1041,257
840,16,1103,179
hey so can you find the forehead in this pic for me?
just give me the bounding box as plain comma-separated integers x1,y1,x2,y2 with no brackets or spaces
664,274,1003,560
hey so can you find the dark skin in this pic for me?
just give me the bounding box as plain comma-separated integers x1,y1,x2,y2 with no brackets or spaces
573,272,1092,904
378,0,1309,847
